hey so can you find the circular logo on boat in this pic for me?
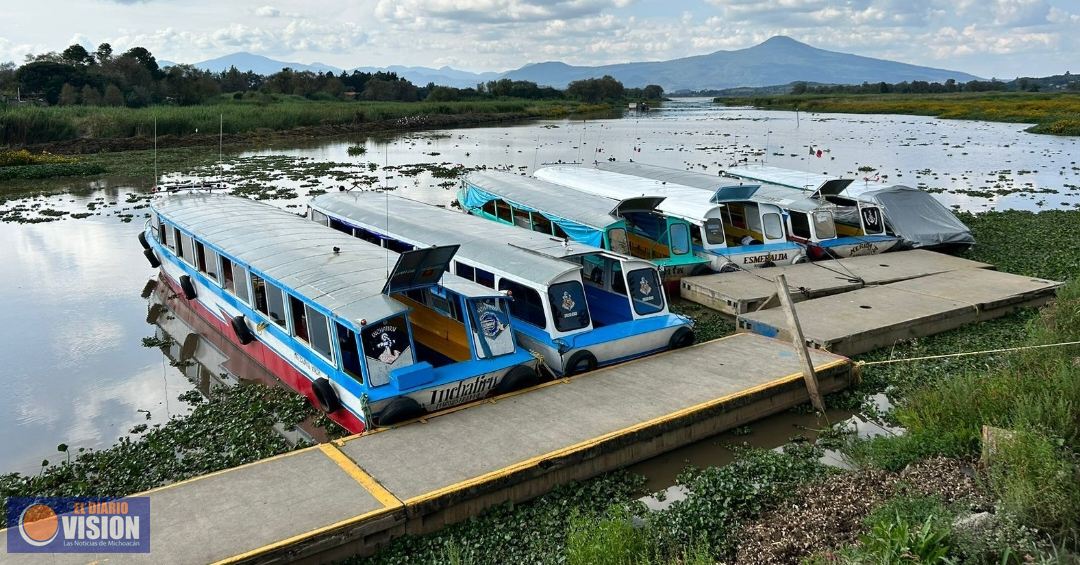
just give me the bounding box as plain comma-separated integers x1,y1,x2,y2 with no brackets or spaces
479,311,504,338
561,291,576,312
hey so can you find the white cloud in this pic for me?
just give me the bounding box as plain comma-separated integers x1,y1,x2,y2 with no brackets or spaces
254,5,280,17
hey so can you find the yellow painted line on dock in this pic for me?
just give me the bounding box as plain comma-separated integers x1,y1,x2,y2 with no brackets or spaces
318,443,403,510
406,357,852,506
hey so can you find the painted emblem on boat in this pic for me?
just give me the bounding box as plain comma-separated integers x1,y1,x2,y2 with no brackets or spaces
479,311,505,338
639,277,652,297
861,207,882,230
366,323,406,365
561,291,576,312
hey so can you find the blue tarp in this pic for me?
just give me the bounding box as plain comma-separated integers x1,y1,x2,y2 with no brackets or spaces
461,183,606,248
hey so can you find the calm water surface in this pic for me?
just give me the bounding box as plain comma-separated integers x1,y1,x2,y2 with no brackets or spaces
1,99,1077,475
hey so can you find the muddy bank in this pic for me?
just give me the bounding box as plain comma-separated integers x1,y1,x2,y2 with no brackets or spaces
24,111,538,155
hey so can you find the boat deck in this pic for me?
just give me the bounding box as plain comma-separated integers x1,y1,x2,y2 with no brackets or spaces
680,250,992,315
0,333,853,564
737,269,1062,356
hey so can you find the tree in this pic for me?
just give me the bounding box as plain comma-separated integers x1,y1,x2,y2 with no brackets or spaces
61,44,94,67
103,83,124,106
0,62,15,95
122,47,162,78
15,61,86,104
642,84,664,99
81,84,102,105
58,83,79,105
566,75,624,103
95,43,113,65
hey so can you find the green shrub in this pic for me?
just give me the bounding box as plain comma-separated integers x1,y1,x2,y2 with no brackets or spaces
987,428,1080,540
567,506,650,565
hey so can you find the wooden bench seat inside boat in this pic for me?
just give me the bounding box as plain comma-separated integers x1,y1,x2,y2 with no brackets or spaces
397,296,472,362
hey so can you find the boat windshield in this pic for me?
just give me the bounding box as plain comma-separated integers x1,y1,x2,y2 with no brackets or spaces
860,206,885,235
548,280,590,332
703,218,727,246
813,211,837,239
468,297,517,358
361,315,414,387
627,268,665,316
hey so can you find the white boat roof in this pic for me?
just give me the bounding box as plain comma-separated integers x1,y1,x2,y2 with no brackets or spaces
722,165,854,195
152,193,496,327
534,166,722,224
311,192,593,287
594,161,826,214
464,171,624,229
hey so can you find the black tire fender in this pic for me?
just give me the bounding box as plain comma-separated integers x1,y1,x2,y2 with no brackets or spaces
311,377,342,413
373,397,424,427
564,350,597,376
793,254,810,264
138,231,151,250
669,326,695,349
179,275,197,300
492,364,541,395
143,248,161,268
719,262,740,273
230,315,255,345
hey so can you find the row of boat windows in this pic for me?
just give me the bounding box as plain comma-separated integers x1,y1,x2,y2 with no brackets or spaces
156,217,367,384
316,212,590,334
721,203,786,242
790,210,837,240
480,199,572,240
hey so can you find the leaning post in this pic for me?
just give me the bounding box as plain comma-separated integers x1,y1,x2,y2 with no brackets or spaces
775,273,826,412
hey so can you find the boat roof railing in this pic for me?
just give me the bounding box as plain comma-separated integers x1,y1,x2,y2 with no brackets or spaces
153,193,498,327
593,161,828,214
311,192,618,288
464,171,627,229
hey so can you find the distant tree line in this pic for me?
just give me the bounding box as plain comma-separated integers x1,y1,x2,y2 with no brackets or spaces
789,73,1080,95
0,44,666,108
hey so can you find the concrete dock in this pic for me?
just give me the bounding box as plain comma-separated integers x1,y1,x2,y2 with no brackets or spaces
737,269,1062,356
0,333,853,564
680,250,992,315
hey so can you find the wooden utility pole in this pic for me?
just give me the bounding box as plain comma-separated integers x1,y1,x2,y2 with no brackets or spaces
775,273,826,412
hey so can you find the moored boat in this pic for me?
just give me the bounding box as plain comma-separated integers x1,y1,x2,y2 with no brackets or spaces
141,193,538,434
309,192,695,376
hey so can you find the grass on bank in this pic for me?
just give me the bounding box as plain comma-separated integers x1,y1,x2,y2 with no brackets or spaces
0,97,602,146
717,91,1080,136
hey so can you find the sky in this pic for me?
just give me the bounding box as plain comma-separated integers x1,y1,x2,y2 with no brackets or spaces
1,0,1077,78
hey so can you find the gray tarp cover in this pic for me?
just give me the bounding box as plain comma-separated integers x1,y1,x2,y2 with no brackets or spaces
845,185,975,248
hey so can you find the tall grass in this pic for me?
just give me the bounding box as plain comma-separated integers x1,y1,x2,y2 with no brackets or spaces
721,92,1080,135
0,98,561,146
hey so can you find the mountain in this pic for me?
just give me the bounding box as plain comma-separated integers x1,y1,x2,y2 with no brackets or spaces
501,36,980,91
192,52,342,74
351,65,500,88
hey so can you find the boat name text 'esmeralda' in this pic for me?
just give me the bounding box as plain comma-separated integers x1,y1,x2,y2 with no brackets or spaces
742,252,790,265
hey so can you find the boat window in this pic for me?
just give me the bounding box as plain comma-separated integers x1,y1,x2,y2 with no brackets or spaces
512,206,532,229
179,234,195,265
496,201,513,223
289,295,309,342
531,213,553,236
611,261,627,295
475,268,495,289
233,264,250,304
265,282,288,328
455,262,475,282
481,199,498,217
362,315,413,387
311,209,329,226
384,238,414,253
552,223,569,240
336,323,363,384
221,256,234,292
164,225,177,251
307,306,334,360
608,228,629,254
355,227,383,246
329,218,353,236
669,223,690,255
789,213,812,239
813,211,836,239
703,219,726,245
763,213,784,240
547,281,590,332
690,224,703,249
627,268,664,315
202,247,220,283
251,274,269,316
194,241,206,272
726,204,747,229
469,298,516,358
498,279,547,329
860,206,884,235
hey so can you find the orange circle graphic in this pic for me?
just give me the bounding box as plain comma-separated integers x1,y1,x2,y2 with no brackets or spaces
21,504,59,543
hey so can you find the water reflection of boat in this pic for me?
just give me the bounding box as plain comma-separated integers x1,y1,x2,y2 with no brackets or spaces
145,277,320,444
141,193,538,434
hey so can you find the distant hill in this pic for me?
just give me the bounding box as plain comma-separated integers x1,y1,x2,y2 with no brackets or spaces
501,36,980,91
351,65,501,88
192,52,342,75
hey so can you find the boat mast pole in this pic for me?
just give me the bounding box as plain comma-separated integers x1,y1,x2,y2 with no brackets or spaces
153,117,158,189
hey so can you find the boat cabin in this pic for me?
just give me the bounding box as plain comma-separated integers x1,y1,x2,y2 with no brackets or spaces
534,166,803,271
144,194,537,433
458,172,709,280
309,192,695,376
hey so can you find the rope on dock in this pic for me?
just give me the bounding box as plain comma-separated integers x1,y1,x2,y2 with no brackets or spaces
857,340,1080,366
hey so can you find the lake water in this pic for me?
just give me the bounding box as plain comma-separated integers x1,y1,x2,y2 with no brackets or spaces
2,99,1077,475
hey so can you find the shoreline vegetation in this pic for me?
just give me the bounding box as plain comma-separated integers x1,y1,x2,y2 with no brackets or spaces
2,208,1077,563
715,92,1080,136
